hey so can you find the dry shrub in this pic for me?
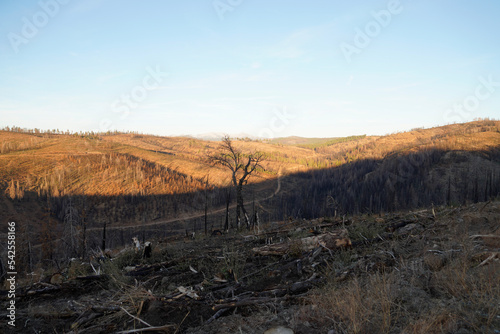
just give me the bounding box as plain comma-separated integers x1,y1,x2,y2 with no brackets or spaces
305,272,397,334
67,260,92,279
405,311,461,334
288,240,304,258
423,252,446,271
111,249,143,269
301,244,499,333
431,257,500,332
221,245,246,282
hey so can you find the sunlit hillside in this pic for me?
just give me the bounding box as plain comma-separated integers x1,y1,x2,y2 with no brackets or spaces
2,120,498,200
0,120,499,242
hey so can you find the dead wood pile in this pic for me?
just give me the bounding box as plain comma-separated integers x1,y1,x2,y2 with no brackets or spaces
251,229,352,256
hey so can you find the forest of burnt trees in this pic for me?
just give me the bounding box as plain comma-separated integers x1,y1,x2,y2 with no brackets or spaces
40,154,230,241
262,120,500,219
40,143,500,264
270,147,500,220
3,121,500,273
5,150,227,223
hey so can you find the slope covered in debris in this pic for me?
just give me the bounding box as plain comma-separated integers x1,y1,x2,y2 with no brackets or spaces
1,200,499,333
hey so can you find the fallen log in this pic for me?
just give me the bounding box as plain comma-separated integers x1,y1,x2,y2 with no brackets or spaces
206,308,229,324
74,274,109,281
470,234,500,241
115,324,176,333
253,220,348,238
252,230,351,256
213,297,279,311
351,233,395,247
385,219,417,232
472,251,500,266
11,275,110,300
124,260,177,276
478,252,499,266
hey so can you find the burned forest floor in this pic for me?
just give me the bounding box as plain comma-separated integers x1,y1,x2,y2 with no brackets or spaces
1,200,500,334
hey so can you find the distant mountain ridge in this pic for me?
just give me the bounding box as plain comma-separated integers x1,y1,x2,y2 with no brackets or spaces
194,132,256,141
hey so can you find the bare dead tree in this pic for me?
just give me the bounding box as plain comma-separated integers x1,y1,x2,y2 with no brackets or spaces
62,197,80,258
210,136,265,229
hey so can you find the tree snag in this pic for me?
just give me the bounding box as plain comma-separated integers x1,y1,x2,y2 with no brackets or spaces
209,136,264,229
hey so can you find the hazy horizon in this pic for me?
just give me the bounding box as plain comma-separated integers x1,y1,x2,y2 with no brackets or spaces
4,119,488,140
1,1,500,138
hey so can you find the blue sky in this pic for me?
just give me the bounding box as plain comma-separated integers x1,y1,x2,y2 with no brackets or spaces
1,0,499,138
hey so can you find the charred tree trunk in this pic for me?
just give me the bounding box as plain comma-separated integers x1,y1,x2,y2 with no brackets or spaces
447,176,451,206
101,221,106,251
236,182,250,229
81,219,87,259
204,175,209,236
224,189,230,232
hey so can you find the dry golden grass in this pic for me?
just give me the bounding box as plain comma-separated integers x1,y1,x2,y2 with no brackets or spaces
300,201,500,334
303,273,397,334
2,120,499,199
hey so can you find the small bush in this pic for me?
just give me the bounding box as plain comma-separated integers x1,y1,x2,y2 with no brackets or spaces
305,273,397,334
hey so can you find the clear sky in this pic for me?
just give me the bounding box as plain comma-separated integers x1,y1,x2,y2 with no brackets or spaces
1,0,499,138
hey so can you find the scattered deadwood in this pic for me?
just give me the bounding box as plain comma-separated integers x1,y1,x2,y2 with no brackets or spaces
205,308,229,324
125,260,178,276
385,219,418,232
479,252,500,266
251,220,349,239
470,234,500,241
4,229,356,331
6,200,500,334
209,273,322,313
10,274,109,300
212,297,280,311
211,289,311,312
351,233,395,247
71,311,107,330
470,234,500,248
472,251,500,266
113,306,176,333
176,286,201,299
252,230,351,256
115,324,176,334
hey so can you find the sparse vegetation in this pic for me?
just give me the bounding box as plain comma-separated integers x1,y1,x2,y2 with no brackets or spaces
298,134,367,150
1,120,500,332
2,200,498,333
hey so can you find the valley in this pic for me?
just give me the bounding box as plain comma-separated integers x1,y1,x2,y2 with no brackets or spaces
0,120,499,333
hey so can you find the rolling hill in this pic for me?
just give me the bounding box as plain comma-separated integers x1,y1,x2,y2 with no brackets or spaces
0,120,500,258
